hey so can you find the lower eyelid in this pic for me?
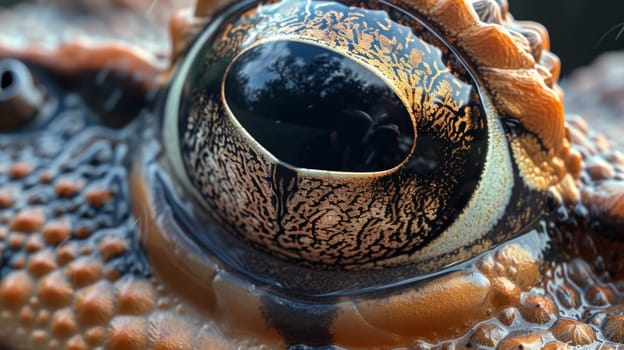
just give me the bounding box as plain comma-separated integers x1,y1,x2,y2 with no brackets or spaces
132,157,544,346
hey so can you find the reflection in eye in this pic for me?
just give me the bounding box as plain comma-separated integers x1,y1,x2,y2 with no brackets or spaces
163,0,550,275
224,40,414,173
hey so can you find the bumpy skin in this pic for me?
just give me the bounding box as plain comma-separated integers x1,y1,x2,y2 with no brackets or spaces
1,0,624,349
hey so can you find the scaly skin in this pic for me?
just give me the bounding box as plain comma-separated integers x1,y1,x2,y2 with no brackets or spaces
0,1,624,349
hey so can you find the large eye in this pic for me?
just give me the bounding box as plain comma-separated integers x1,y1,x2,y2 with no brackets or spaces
163,0,562,272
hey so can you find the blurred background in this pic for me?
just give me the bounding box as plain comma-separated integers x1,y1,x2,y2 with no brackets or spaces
510,0,624,76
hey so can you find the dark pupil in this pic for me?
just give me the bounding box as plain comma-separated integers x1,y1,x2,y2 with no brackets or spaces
1,70,14,90
224,40,414,172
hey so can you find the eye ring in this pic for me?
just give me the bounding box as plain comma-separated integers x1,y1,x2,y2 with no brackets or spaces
163,0,561,271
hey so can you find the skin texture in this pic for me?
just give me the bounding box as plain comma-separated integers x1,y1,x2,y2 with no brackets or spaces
0,0,624,349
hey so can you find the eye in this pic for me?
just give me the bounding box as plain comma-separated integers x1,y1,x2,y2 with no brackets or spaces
163,0,563,273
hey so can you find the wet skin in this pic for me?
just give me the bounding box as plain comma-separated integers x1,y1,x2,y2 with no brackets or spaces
1,0,624,349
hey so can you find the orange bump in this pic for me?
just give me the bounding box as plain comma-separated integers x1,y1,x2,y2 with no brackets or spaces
0,271,34,309
157,297,171,309
85,326,105,346
585,284,613,306
566,259,596,288
550,318,596,345
54,179,84,198
42,221,72,245
107,316,148,350
0,190,14,208
28,249,57,277
603,314,624,343
469,323,507,347
542,341,571,350
149,313,194,350
493,243,539,288
497,331,544,350
18,306,35,326
39,172,53,184
519,294,557,324
65,335,88,350
57,242,78,265
66,257,102,287
75,281,114,326
496,308,517,326
8,233,25,250
556,174,580,205
80,245,92,256
593,134,611,153
568,117,589,138
36,309,50,326
38,271,74,308
9,162,34,179
24,235,44,253
566,123,587,147
555,284,580,309
116,279,156,315
85,189,113,207
565,148,583,180
104,266,122,281
51,308,78,338
11,209,46,233
585,155,615,180
99,236,128,261
488,276,521,308
75,226,93,239
11,254,26,270
607,151,624,166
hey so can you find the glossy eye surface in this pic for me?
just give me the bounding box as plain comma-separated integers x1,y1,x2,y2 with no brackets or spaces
224,40,415,172
164,0,548,272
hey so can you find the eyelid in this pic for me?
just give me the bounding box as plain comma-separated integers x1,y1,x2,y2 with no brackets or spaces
132,163,544,346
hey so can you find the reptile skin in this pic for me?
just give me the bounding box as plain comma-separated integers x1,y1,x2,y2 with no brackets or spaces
0,0,624,349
